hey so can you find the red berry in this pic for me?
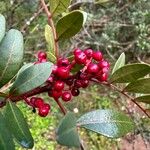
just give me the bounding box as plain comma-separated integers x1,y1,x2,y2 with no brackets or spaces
30,97,37,106
81,80,89,88
98,73,108,82
56,67,70,79
37,51,47,60
71,88,80,96
50,90,62,100
52,65,58,74
62,92,72,102
54,80,64,91
34,98,44,108
92,51,103,61
74,48,82,55
84,49,93,58
79,73,88,80
75,52,87,64
102,67,109,74
98,60,110,68
87,63,99,74
44,103,51,110
38,105,50,117
57,58,70,67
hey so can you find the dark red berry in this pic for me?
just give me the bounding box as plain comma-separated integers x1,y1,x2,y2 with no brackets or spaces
75,52,87,64
57,58,70,67
71,88,80,96
98,60,110,68
34,98,44,108
66,78,74,86
74,80,82,88
79,73,88,80
56,67,70,79
73,48,82,55
37,51,47,60
87,63,99,74
62,92,72,102
84,49,93,58
38,105,50,117
92,51,103,61
54,80,64,91
81,80,89,88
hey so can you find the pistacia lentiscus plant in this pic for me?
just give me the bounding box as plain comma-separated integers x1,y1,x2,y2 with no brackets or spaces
0,0,150,149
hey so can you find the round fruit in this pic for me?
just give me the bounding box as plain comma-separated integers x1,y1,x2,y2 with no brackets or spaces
71,88,80,96
54,80,64,91
62,92,72,102
75,52,87,64
56,67,70,79
84,49,93,58
92,51,103,61
87,63,99,74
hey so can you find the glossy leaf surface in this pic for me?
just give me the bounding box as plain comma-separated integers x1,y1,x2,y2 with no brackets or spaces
10,62,53,95
0,14,6,43
0,29,23,88
77,109,134,138
110,63,150,83
4,101,34,148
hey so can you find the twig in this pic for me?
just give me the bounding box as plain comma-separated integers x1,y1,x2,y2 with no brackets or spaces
90,78,150,118
40,0,59,59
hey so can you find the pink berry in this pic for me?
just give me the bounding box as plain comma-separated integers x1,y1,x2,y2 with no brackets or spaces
102,67,109,74
57,58,70,67
34,98,44,108
37,51,47,60
71,88,80,96
56,67,70,79
87,63,99,74
84,49,93,58
73,48,82,55
93,51,103,61
62,92,72,102
30,97,37,106
98,60,110,68
54,80,64,91
75,52,87,64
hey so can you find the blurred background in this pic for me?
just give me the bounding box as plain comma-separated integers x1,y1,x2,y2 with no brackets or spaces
0,0,150,149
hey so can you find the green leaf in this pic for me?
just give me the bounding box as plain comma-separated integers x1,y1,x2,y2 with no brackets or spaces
49,0,70,16
0,29,24,88
0,112,15,150
77,109,134,138
4,101,34,148
10,62,53,96
124,78,150,94
0,14,6,43
111,52,125,74
134,95,150,104
110,63,150,83
56,112,80,148
56,10,87,40
45,25,57,63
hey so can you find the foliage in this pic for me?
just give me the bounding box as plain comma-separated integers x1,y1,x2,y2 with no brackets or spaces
0,0,150,150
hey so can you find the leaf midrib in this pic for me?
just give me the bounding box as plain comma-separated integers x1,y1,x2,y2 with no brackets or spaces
0,32,16,82
9,102,28,141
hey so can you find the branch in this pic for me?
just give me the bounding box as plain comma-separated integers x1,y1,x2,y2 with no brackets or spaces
40,0,59,59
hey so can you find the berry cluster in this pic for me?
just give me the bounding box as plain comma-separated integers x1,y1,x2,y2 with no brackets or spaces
31,49,110,117
26,97,50,117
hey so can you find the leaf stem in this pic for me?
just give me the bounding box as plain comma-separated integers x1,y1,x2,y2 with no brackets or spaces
40,0,59,59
